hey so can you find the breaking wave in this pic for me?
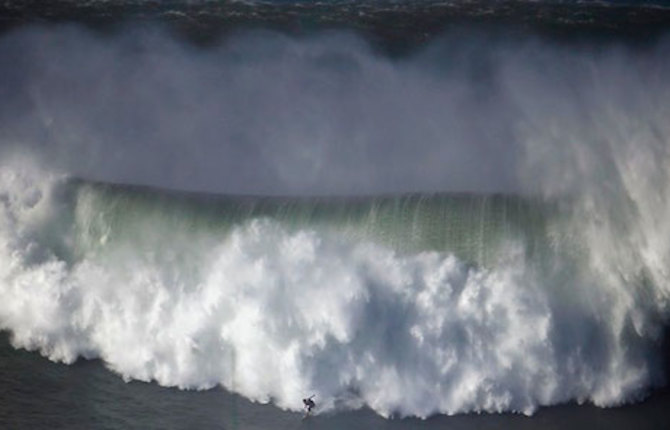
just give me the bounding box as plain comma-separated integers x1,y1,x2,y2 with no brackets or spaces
1,9,670,419
1,152,670,417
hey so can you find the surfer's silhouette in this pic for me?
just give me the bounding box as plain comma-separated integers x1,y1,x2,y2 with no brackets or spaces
302,395,316,415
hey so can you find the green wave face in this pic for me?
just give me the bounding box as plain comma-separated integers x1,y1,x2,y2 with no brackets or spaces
71,181,556,268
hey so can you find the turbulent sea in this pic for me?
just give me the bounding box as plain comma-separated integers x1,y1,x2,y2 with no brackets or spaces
2,0,670,428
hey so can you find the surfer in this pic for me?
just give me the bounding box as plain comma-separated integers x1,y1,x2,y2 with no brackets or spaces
302,395,316,415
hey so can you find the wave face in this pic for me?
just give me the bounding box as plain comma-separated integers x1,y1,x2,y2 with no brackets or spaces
1,158,670,417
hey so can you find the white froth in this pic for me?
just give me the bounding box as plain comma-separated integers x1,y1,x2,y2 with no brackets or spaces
0,162,667,418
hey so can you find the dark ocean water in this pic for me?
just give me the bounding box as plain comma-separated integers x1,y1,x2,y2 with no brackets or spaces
2,0,670,51
2,329,670,430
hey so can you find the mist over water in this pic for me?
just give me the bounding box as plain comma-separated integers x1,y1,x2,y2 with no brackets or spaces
2,24,667,197
1,16,670,420
5,24,526,195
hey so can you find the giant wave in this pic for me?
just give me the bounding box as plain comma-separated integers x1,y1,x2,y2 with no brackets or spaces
1,154,669,417
1,5,670,419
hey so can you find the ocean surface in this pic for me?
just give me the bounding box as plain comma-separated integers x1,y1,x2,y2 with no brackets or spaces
2,329,670,430
2,0,670,428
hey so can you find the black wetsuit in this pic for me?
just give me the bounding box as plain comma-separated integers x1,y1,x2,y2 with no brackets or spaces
303,398,315,412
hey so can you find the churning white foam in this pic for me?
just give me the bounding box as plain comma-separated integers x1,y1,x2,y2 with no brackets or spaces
0,161,667,418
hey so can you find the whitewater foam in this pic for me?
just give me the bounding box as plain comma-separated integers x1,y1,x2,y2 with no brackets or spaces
0,162,667,418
